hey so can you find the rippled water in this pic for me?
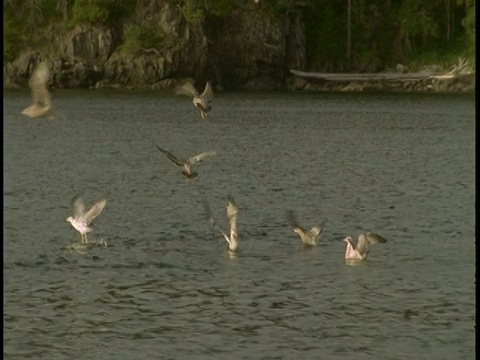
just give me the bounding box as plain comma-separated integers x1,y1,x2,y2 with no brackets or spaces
4,90,475,359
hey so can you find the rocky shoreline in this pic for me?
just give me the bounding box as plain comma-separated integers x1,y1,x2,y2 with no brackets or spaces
3,0,475,94
5,59,474,93
5,52,474,93
4,1,304,92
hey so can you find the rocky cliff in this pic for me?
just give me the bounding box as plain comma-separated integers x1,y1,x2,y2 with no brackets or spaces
4,0,306,91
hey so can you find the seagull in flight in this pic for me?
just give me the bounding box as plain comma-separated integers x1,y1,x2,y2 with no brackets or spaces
175,79,213,119
154,144,217,179
286,210,326,247
343,232,387,261
21,61,54,118
205,195,239,252
66,194,108,244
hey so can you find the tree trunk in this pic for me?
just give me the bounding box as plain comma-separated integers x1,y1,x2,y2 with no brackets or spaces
445,0,451,40
347,0,351,65
57,0,69,21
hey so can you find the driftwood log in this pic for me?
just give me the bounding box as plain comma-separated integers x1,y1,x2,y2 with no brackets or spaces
289,69,455,82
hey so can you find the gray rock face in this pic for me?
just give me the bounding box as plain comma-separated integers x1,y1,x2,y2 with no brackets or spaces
100,1,208,89
4,51,40,88
206,8,306,90
4,1,307,90
61,25,116,64
4,24,114,89
4,52,104,89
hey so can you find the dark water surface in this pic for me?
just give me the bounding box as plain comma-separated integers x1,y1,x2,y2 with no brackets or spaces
4,90,475,359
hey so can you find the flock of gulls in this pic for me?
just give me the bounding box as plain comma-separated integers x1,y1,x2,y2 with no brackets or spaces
21,61,387,264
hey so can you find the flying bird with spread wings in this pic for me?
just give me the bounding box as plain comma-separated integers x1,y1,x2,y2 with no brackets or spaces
154,144,217,179
175,79,213,119
205,195,239,252
66,194,108,244
286,210,326,247
342,232,387,262
21,61,54,118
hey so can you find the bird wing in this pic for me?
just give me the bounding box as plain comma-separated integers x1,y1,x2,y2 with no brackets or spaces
84,196,108,225
227,195,238,226
286,210,305,232
200,81,213,101
217,226,231,245
30,62,51,107
356,232,387,255
355,234,369,255
188,151,217,165
205,203,232,246
71,194,86,218
227,195,238,244
174,81,198,97
365,232,387,244
309,219,327,238
154,144,186,167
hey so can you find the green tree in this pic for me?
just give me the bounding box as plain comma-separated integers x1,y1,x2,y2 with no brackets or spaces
457,0,475,54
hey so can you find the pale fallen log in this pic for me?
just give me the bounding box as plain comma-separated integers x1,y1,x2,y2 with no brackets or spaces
289,69,455,82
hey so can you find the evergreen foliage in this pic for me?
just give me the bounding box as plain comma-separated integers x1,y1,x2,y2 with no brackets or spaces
119,23,167,53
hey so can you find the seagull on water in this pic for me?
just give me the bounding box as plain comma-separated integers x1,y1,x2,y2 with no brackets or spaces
205,195,239,252
154,144,217,179
286,210,326,247
66,194,108,244
21,61,54,118
175,79,213,119
343,232,387,261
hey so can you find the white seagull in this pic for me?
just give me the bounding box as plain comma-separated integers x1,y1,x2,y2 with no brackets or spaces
154,144,217,179
286,210,326,247
66,194,108,244
343,232,387,261
175,79,213,119
21,61,54,118
205,195,239,252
